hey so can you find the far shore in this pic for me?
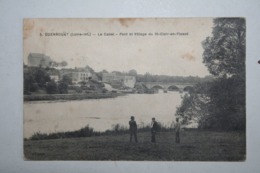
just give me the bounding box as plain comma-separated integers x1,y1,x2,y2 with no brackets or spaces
24,92,126,102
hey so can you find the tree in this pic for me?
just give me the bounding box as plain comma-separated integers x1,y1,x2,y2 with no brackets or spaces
34,67,51,88
58,75,72,94
58,82,68,94
111,71,123,76
202,18,246,130
176,82,211,127
46,80,58,94
102,69,108,73
24,66,51,94
24,72,38,94
143,72,155,82
202,18,245,79
128,69,137,76
61,75,72,85
61,61,68,67
177,18,246,131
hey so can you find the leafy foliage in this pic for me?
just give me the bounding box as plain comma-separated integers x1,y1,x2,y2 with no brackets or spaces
202,18,245,78
128,69,138,76
177,18,245,131
29,125,94,140
136,73,212,83
46,80,58,94
58,75,72,94
206,77,245,130
58,82,68,94
24,66,51,94
34,68,51,88
176,82,211,126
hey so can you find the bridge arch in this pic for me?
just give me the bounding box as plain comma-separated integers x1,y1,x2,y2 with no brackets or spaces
183,86,194,92
168,85,179,91
151,85,164,90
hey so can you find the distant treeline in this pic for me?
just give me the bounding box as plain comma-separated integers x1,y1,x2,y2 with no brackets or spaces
24,93,124,101
104,70,213,83
136,74,213,83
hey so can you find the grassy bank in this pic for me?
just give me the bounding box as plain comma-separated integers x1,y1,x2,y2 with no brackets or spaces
24,130,245,161
26,124,180,141
24,92,125,101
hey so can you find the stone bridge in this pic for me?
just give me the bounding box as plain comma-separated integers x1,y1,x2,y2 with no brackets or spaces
139,82,195,91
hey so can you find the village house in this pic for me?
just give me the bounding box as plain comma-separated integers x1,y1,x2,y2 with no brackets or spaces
28,53,52,67
50,75,59,82
102,72,136,88
60,66,98,84
123,76,136,88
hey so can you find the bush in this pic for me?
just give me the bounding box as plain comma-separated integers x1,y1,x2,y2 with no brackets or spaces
28,122,177,141
75,87,83,93
58,82,68,94
46,80,58,94
29,125,95,140
102,88,108,93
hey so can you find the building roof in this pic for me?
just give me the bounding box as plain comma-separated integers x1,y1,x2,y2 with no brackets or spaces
29,53,45,58
28,53,51,60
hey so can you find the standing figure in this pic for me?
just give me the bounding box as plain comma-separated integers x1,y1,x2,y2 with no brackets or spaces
129,116,138,143
175,118,181,143
151,118,158,143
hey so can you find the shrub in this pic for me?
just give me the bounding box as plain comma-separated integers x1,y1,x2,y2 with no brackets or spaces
46,80,58,94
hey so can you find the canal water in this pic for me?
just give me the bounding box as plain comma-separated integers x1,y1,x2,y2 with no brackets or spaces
24,92,183,138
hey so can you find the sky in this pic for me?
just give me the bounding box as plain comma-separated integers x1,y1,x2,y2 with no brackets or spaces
24,18,213,77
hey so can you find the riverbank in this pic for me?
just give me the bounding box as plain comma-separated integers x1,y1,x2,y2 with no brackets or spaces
24,92,126,101
24,130,245,161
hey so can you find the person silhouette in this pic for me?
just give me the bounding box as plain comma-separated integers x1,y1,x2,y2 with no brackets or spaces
129,116,138,143
175,118,181,143
151,118,158,143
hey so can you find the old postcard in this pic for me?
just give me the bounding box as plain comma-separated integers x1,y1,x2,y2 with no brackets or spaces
23,18,245,161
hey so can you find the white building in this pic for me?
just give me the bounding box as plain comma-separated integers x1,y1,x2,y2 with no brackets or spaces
71,71,92,83
123,76,136,88
60,66,97,84
102,73,136,88
49,75,59,82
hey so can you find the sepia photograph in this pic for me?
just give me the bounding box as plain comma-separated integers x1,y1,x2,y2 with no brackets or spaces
23,18,245,161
